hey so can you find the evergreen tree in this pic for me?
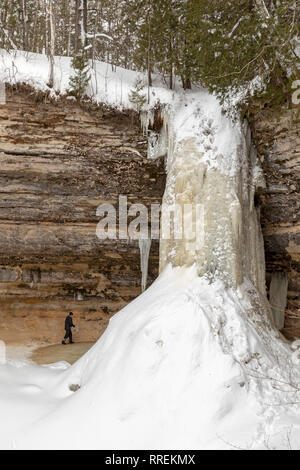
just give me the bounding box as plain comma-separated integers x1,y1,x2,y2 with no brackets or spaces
184,0,299,108
67,52,90,99
150,0,181,89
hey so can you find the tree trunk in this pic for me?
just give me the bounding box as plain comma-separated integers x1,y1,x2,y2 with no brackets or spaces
169,65,173,90
147,0,153,101
182,76,191,90
48,0,55,88
82,0,88,49
21,0,28,51
255,0,270,18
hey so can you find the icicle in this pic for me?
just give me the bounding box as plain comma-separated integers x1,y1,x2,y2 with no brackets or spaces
138,238,152,292
140,109,155,136
140,111,149,136
0,82,6,105
141,105,171,160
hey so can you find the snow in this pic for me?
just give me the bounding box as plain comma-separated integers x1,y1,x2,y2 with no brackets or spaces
1,266,300,450
164,92,243,177
86,33,112,40
0,50,300,450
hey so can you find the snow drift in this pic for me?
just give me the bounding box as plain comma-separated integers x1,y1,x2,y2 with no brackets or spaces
1,266,300,450
0,51,300,450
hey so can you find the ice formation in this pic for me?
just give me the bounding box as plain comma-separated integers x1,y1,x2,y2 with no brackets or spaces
269,272,288,330
138,238,152,292
158,93,267,295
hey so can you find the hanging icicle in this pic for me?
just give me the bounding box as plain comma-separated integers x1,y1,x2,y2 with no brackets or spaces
138,238,152,292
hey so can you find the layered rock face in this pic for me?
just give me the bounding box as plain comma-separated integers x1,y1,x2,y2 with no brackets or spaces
0,86,165,345
0,85,298,345
252,107,300,339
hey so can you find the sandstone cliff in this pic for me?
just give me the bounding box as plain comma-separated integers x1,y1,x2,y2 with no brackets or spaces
0,86,165,345
0,85,299,345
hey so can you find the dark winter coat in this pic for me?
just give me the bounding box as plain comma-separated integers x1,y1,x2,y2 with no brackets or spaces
65,315,75,331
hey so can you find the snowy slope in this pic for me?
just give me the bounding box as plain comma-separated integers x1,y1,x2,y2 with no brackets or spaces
1,266,300,450
0,51,300,450
0,49,173,110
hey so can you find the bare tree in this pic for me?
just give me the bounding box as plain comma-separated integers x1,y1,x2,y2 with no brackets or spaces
146,0,153,101
47,0,56,88
82,0,88,49
74,0,80,53
21,0,28,51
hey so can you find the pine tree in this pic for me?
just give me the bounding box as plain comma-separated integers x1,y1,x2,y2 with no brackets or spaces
67,52,90,99
129,77,147,113
150,0,181,89
184,0,299,108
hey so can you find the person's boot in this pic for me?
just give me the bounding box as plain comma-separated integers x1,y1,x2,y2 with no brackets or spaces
70,341,74,344
62,340,66,345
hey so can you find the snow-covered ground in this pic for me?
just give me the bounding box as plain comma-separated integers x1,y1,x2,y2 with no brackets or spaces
5,343,38,363
1,266,300,450
1,50,300,450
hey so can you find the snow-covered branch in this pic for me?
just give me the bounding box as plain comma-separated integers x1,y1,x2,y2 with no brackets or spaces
228,17,245,38
255,0,271,19
86,33,112,41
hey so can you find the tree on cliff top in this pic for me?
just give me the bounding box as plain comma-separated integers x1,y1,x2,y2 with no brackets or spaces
0,0,298,109
67,52,90,99
183,0,299,109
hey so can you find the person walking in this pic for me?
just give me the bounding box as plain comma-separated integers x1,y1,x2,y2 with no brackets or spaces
62,312,75,345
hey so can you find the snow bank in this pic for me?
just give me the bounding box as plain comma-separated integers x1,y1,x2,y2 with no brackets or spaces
0,49,173,110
